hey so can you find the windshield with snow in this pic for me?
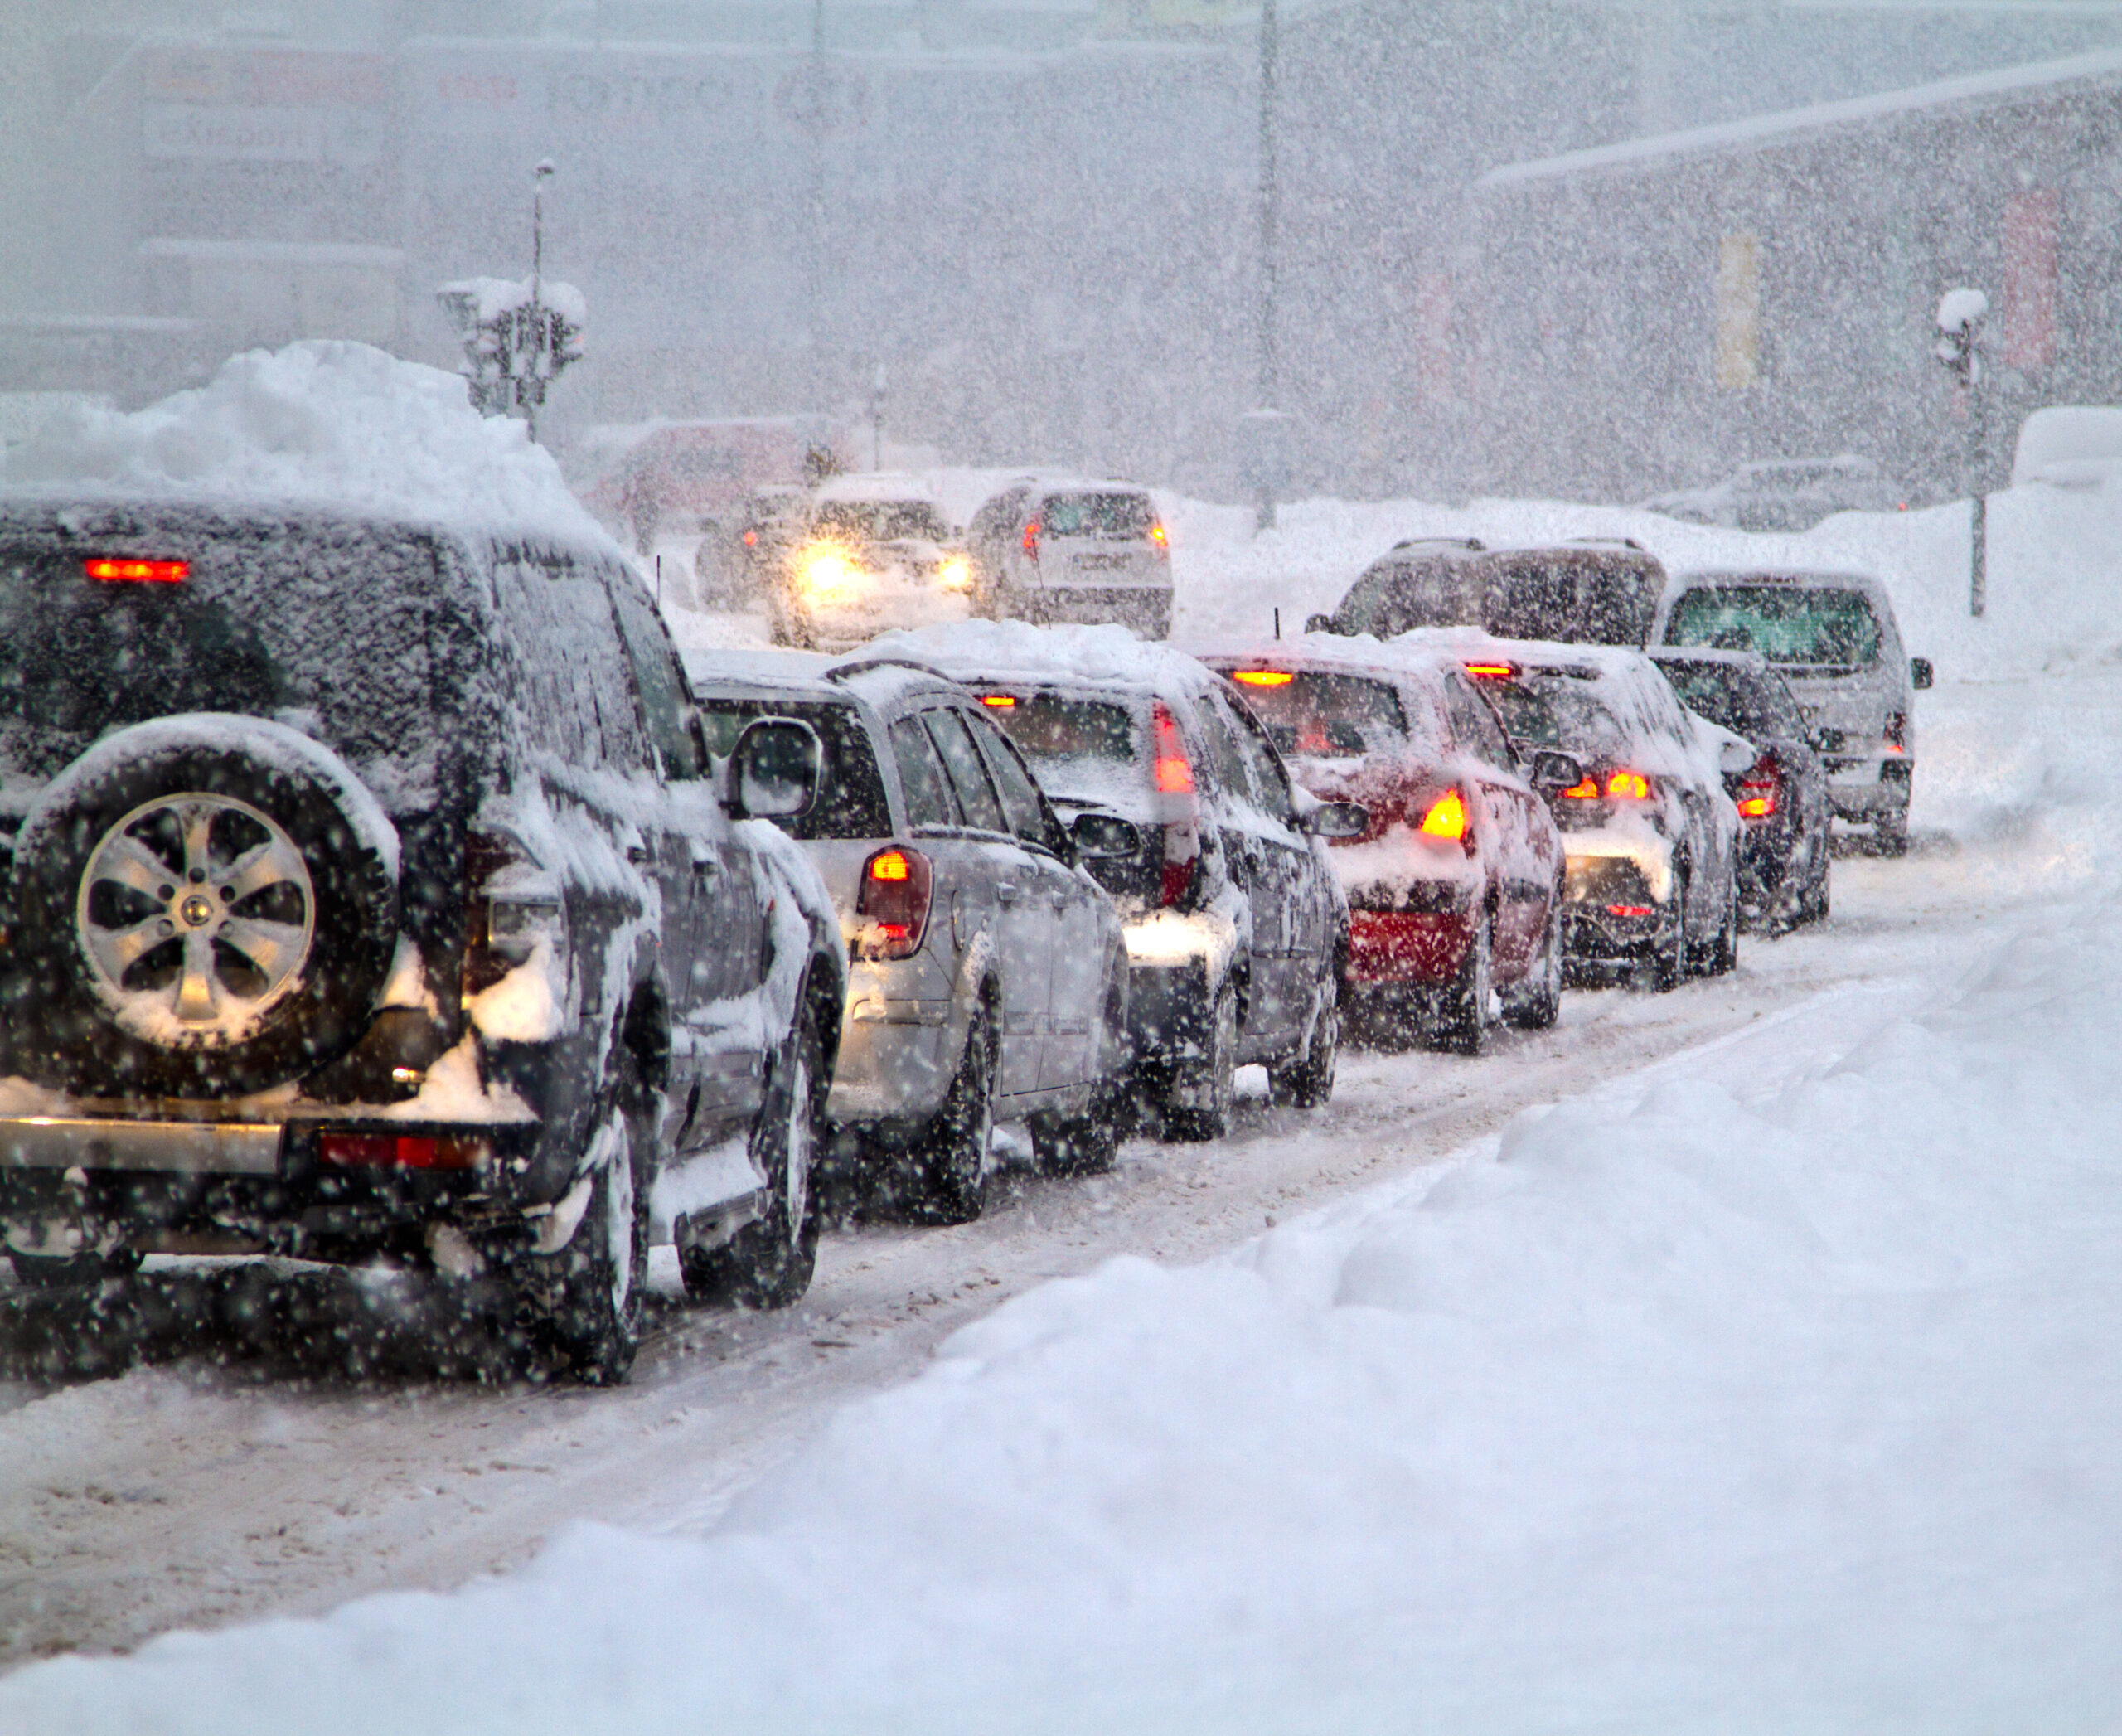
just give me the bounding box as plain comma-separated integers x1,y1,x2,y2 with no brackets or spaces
813,502,952,543
0,525,450,797
1664,585,1882,667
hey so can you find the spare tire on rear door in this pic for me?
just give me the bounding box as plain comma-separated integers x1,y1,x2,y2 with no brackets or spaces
8,715,400,1098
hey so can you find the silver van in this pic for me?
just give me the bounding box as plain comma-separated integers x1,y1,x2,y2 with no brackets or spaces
1652,568,1933,854
966,478,1173,638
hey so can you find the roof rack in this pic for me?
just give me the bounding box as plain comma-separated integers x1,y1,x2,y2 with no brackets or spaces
1567,535,1646,551
1390,536,1485,552
825,656,950,684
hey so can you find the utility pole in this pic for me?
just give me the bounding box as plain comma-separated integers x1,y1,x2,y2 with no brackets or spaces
529,158,555,444
1935,287,1989,618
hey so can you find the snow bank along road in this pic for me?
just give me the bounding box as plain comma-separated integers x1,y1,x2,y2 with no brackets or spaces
0,839,1998,1671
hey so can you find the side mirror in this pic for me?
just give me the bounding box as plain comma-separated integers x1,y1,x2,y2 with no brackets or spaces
1717,737,1758,777
1910,657,1934,691
1529,749,1585,793
1304,613,1335,635
729,717,821,819
1069,811,1142,860
1304,801,1368,840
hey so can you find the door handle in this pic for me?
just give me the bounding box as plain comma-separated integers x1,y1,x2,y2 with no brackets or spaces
627,843,650,866
996,882,1021,904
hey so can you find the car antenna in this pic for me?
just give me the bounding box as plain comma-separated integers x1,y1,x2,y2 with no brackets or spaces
1273,607,1281,641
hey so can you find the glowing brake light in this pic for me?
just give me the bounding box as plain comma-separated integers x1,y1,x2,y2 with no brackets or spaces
86,557,187,584
857,846,933,959
1148,522,1168,547
743,529,759,547
1464,662,1516,680
1558,775,1601,800
1883,711,1909,754
980,693,1016,708
1606,771,1651,800
1232,669,1294,687
1606,904,1654,919
1737,754,1781,820
1152,701,1194,794
1418,788,1468,840
1021,519,1041,559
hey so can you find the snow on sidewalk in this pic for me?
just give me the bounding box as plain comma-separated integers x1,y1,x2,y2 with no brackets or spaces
9,888,2122,1732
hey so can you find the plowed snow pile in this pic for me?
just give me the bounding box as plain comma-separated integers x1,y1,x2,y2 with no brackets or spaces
0,340,613,549
11,889,2122,1727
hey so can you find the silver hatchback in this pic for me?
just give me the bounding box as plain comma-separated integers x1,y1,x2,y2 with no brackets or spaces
1653,568,1933,854
685,657,1135,1222
966,479,1173,638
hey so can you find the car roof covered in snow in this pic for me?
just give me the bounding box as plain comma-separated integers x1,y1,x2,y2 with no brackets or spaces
860,621,1216,701
1185,631,1457,690
1663,565,1887,594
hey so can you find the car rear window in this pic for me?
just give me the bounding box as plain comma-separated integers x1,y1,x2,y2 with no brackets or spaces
813,500,951,543
1658,662,1805,739
1664,584,1883,667
1491,677,1628,764
0,526,458,797
1335,556,1481,635
696,697,892,840
1223,671,1410,759
1483,555,1659,647
977,693,1139,767
1039,493,1154,537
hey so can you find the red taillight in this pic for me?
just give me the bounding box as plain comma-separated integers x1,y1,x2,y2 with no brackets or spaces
1148,522,1168,548
742,529,758,547
980,694,1016,707
1558,775,1601,800
320,1132,488,1170
857,846,933,960
1418,788,1468,841
1606,770,1652,800
86,557,187,584
1606,904,1654,919
1737,755,1781,820
1231,669,1294,687
1160,847,1197,909
1022,519,1041,560
1464,662,1515,680
1883,712,1909,754
1152,701,1194,794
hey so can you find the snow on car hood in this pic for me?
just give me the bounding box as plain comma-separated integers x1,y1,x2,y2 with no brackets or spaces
0,340,618,555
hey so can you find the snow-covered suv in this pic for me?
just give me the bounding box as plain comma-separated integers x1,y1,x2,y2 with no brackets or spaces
0,498,845,1385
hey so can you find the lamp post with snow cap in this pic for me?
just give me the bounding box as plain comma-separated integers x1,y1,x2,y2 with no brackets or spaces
435,160,584,444
1935,286,1988,618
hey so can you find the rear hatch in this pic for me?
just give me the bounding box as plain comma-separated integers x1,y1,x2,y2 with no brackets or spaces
1033,492,1168,593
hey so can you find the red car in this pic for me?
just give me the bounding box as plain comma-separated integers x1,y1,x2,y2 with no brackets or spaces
1195,638,1582,1053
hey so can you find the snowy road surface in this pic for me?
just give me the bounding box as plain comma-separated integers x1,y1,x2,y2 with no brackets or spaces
0,844,2003,1668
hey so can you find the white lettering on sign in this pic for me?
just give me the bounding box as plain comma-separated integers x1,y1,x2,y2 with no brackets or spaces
143,104,385,164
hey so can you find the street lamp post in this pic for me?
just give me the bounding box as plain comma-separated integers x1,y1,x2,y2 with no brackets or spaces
1935,286,1989,618
1245,0,1283,535
529,158,555,444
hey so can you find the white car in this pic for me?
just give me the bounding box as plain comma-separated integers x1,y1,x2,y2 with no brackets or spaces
965,478,1172,639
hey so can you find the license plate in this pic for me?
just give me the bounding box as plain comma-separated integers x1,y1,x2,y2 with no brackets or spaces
1075,553,1131,570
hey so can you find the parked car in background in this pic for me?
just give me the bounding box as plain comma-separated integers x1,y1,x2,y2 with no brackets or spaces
1643,455,1919,532
1652,567,1931,854
565,415,833,553
1310,536,1666,647
685,654,1134,1222
0,497,848,1385
874,623,1359,1139
1194,636,1577,1054
768,473,973,652
1444,636,1751,990
965,478,1173,638
1652,648,1831,927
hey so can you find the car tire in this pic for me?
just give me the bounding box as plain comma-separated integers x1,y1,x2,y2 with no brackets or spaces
909,1001,997,1224
1877,807,1911,858
1501,900,1563,1030
1807,854,1832,921
10,723,398,1098
1651,872,1688,993
1164,980,1238,1142
681,1001,824,1309
1705,872,1739,976
1267,985,1338,1109
7,1247,143,1287
1433,913,1494,1055
516,1062,654,1387
1031,1085,1122,1177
